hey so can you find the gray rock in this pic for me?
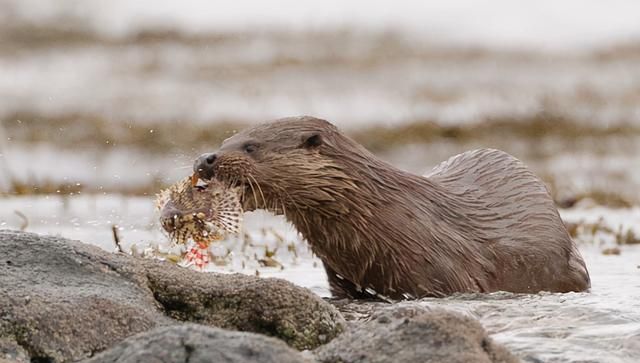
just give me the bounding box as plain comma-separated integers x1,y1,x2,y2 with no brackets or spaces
0,230,162,363
142,260,342,350
315,304,519,363
0,230,343,362
0,337,29,363
81,324,315,363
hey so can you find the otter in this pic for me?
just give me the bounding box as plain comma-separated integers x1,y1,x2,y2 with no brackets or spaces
193,116,590,299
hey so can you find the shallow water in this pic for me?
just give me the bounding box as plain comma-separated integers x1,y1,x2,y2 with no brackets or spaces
1,195,639,362
420,247,640,363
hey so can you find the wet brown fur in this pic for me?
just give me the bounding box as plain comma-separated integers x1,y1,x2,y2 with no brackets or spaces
208,116,591,299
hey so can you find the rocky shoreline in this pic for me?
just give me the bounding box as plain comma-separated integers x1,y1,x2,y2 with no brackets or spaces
0,230,518,363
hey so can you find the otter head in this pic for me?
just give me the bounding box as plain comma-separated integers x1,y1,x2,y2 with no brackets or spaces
195,116,424,298
193,116,367,228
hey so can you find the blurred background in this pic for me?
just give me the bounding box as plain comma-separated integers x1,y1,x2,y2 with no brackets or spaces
2,0,640,202
1,0,640,246
2,3,640,360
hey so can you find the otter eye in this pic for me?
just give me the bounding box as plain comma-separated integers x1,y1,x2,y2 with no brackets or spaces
244,144,258,154
301,133,323,149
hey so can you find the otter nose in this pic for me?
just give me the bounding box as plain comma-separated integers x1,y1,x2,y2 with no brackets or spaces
193,153,217,180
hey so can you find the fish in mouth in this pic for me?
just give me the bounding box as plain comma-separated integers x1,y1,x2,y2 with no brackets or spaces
156,176,243,268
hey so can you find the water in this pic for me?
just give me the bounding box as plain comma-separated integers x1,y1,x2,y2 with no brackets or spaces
1,195,639,362
421,248,640,363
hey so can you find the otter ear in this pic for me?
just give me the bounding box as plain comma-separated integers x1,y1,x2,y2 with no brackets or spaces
300,133,323,149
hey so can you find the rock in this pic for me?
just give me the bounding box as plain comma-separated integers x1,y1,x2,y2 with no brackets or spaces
81,324,315,363
0,230,343,362
143,260,342,350
315,304,519,363
0,231,163,363
0,338,29,363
